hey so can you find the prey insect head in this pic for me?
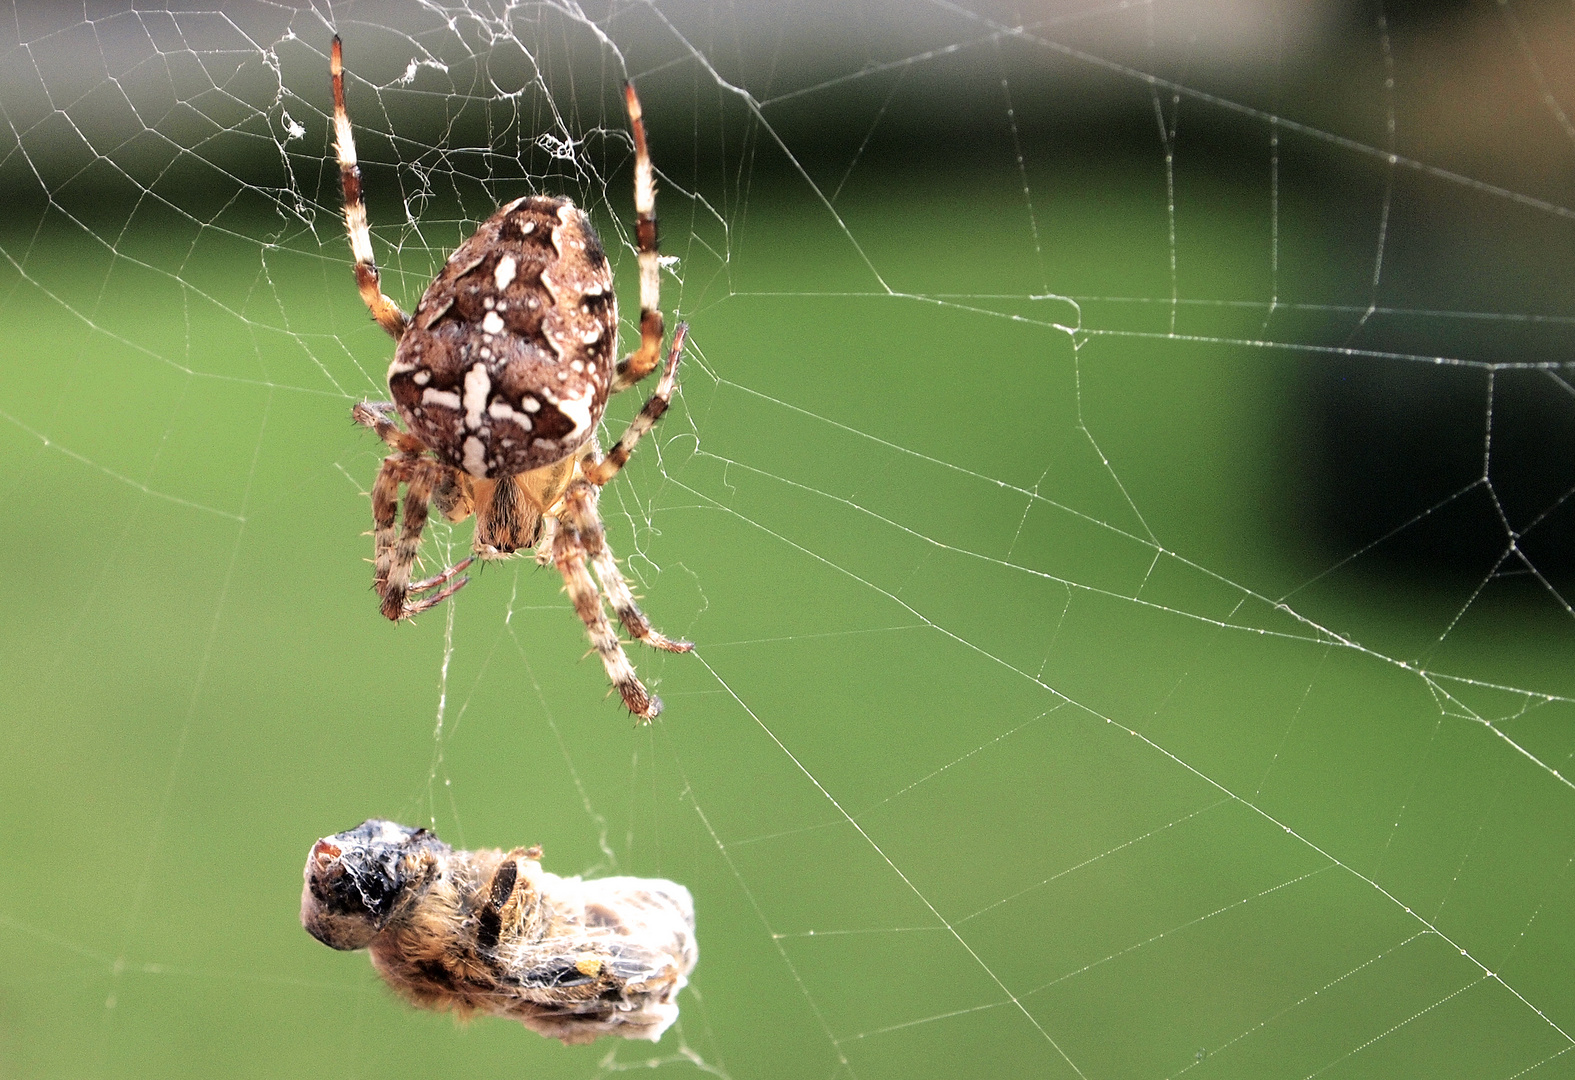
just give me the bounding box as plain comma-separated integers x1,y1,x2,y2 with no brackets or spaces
301,819,448,950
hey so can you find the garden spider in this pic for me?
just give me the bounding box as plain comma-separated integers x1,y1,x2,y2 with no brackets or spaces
332,38,691,721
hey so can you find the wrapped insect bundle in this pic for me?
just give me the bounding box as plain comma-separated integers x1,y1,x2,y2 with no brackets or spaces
302,819,696,1044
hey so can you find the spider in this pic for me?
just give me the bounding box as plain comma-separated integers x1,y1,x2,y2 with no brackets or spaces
331,37,692,721
301,819,697,1044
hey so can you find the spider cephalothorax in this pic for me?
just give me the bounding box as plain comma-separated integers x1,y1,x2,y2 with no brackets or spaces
332,37,691,720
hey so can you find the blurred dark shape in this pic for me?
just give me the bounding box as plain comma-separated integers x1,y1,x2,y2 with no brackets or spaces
1285,2,1575,590
1304,358,1575,582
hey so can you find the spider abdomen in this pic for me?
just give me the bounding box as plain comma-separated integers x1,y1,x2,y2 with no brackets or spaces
389,195,618,479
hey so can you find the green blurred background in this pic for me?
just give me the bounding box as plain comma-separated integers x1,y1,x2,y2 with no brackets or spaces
4,1,1575,1077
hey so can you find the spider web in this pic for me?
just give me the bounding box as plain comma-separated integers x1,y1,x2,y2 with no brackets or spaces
3,1,1575,1077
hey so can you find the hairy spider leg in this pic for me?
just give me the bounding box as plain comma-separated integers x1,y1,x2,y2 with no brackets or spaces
553,482,663,721
406,557,475,599
356,403,475,618
588,530,693,655
585,323,687,487
381,458,473,619
356,401,476,523
567,424,692,654
576,325,691,661
352,400,423,454
612,83,665,394
332,36,409,339
364,456,472,621
368,452,413,592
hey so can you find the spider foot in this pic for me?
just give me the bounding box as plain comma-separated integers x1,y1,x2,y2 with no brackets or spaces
382,577,468,620
644,632,694,655
619,685,663,724
380,557,473,621
598,667,662,722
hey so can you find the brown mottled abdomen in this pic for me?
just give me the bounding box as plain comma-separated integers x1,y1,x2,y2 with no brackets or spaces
389,195,618,479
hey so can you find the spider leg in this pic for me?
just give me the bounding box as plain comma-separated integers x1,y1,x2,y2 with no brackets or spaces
370,453,413,595
331,37,409,340
584,324,686,487
587,524,693,655
611,83,665,395
533,515,558,567
407,557,474,596
553,481,663,722
378,457,472,620
353,400,425,454
354,403,475,523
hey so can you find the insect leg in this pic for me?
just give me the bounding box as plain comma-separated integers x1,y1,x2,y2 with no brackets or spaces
475,857,518,954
